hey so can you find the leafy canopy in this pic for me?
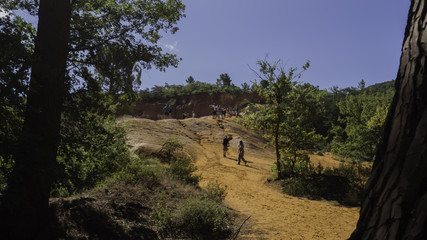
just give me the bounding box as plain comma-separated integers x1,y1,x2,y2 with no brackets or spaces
241,59,324,178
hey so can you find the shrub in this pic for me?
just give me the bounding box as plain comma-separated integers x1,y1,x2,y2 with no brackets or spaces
169,157,201,185
151,192,173,232
113,156,161,189
159,138,183,163
170,199,232,239
54,113,132,196
282,162,372,205
204,180,228,202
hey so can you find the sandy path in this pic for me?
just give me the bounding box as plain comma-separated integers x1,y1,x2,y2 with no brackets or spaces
122,117,360,239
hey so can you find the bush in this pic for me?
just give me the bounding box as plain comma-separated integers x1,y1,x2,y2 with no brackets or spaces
113,156,161,189
204,180,228,202
282,162,371,205
151,192,173,232
169,157,201,185
53,114,132,196
159,138,183,163
170,199,232,239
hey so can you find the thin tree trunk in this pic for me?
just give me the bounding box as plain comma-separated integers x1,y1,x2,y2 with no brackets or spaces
0,1,71,239
349,1,427,239
275,115,282,177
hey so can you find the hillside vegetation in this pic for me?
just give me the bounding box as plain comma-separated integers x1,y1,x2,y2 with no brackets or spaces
122,117,361,239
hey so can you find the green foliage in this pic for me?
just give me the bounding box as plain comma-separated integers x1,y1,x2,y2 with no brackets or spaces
0,14,34,194
159,138,183,161
365,79,395,93
0,0,187,198
67,0,186,96
241,58,324,178
216,73,232,87
282,162,371,205
204,180,228,202
170,199,232,239
139,80,246,102
54,114,132,196
0,156,14,195
152,192,173,232
112,156,161,188
158,139,200,185
185,75,195,84
53,90,133,196
279,152,314,177
330,87,394,161
169,157,201,185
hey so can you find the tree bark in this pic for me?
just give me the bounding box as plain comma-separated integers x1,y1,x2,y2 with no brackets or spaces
349,1,427,239
0,1,71,239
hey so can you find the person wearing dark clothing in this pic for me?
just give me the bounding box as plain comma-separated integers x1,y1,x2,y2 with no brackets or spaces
238,140,247,165
222,136,231,157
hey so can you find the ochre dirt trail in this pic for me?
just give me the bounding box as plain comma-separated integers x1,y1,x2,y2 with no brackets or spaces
122,117,360,240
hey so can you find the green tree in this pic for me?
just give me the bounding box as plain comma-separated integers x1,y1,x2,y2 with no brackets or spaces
186,75,195,84
330,87,394,161
241,82,250,92
241,59,323,178
1,2,72,239
216,73,232,87
0,1,185,239
0,13,34,192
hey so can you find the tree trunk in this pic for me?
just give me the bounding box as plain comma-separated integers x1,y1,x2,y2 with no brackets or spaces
0,1,71,239
349,1,427,239
275,114,282,177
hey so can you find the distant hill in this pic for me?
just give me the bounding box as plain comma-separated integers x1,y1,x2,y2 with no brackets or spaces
365,80,395,93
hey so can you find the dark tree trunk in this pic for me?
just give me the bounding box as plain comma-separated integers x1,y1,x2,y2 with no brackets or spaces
349,1,427,239
275,117,282,176
0,1,71,239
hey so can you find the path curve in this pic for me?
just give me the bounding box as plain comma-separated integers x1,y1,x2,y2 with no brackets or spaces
122,117,360,240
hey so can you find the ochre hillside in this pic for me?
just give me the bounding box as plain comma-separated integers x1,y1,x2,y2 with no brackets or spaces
122,116,360,239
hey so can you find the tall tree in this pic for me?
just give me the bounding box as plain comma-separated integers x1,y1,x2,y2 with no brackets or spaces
0,0,185,239
241,59,321,178
349,1,427,239
216,73,232,87
186,75,195,84
0,1,71,239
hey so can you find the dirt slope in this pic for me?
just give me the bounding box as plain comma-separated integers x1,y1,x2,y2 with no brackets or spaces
122,117,360,240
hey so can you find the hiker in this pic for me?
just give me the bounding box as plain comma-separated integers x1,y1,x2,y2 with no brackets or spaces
212,105,217,119
237,140,247,165
163,105,170,118
222,135,232,157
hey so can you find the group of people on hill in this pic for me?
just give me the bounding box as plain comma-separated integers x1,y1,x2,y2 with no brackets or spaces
210,104,240,119
222,135,247,165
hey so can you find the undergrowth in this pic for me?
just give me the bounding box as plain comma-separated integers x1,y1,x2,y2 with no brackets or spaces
105,139,232,239
281,160,371,206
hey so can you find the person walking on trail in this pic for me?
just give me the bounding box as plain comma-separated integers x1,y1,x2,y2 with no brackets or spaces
223,135,232,157
238,140,247,165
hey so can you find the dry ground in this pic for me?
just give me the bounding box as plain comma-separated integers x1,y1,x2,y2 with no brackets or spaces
122,117,360,240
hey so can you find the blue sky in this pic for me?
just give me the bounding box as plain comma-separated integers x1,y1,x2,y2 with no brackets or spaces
142,0,410,90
